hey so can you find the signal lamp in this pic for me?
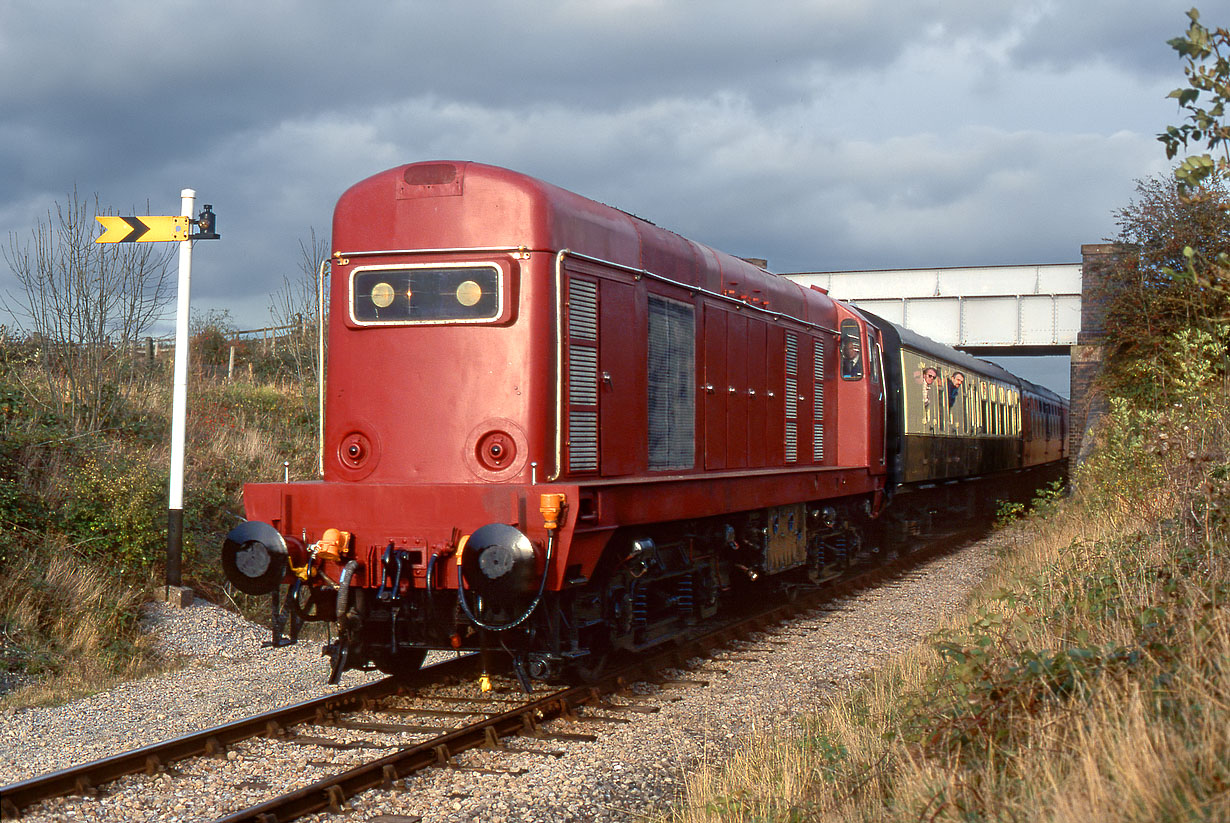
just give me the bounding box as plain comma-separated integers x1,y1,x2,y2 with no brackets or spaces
193,204,220,240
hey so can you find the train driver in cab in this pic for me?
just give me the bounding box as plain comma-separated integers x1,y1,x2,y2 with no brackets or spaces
840,321,864,380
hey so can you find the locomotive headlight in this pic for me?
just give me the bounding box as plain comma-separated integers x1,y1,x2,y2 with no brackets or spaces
370,282,395,308
455,279,482,307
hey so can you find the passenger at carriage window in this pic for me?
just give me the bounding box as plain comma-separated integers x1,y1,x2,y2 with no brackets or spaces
947,371,964,406
920,366,938,429
947,371,965,431
924,366,939,403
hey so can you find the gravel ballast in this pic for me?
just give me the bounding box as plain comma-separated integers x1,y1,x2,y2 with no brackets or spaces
0,536,1002,822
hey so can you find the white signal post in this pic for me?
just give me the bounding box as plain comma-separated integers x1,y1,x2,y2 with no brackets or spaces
95,191,217,592
166,188,195,588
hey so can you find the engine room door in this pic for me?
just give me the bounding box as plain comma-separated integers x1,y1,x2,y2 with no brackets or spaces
599,278,644,476
747,320,768,467
702,306,727,470
725,313,749,469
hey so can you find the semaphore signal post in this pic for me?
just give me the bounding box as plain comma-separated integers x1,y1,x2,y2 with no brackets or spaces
96,191,220,596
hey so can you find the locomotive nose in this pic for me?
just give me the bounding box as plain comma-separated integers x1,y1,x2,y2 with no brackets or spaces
460,523,540,599
222,521,289,595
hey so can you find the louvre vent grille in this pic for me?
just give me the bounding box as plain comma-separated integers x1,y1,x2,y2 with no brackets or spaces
567,279,599,473
814,340,825,462
568,280,598,341
785,334,798,462
569,347,598,406
648,296,695,470
569,411,598,471
814,340,825,422
785,335,798,419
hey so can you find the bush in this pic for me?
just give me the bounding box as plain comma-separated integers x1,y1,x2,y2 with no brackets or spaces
60,451,165,569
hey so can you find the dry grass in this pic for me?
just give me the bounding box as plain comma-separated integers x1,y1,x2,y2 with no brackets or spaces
0,549,162,710
188,377,319,483
665,388,1230,822
0,358,320,709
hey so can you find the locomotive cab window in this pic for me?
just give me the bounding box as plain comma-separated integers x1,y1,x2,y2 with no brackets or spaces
350,264,503,325
867,337,882,387
839,319,863,380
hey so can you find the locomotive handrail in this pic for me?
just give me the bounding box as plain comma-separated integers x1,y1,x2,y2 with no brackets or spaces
331,245,532,260
318,258,329,478
551,250,569,482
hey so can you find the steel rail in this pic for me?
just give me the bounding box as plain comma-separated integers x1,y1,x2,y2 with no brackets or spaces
0,654,480,820
213,682,601,823
1,527,980,822
209,528,982,823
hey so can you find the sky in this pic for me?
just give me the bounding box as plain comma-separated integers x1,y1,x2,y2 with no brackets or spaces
0,0,1210,395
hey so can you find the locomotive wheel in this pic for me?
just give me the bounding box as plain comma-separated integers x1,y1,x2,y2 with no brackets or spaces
565,623,616,684
372,648,428,680
567,650,611,684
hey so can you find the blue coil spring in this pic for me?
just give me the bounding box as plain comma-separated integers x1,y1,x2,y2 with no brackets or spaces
676,575,694,617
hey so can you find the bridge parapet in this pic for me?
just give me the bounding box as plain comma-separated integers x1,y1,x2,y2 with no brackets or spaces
785,264,1081,355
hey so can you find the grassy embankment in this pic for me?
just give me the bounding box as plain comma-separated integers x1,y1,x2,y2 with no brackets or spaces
665,342,1229,819
0,333,317,709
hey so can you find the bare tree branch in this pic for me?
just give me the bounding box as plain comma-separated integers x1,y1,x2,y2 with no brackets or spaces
2,189,175,432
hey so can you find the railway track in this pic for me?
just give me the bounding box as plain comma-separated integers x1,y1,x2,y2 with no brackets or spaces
1,528,980,822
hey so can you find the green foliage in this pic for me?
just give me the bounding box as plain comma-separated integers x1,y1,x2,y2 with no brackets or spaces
60,452,165,569
1159,8,1230,189
0,315,328,698
1030,480,1065,513
1098,176,1230,401
1077,398,1168,516
877,525,1207,810
995,499,1026,527
0,476,47,544
995,481,1065,528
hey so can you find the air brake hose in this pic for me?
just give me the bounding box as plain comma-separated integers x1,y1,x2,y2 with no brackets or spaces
335,560,359,629
425,551,439,609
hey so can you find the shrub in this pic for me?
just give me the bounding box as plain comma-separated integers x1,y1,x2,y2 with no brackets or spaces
60,451,165,569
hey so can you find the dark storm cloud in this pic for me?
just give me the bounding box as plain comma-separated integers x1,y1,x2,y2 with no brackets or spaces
1002,1,1196,76
0,0,1206,351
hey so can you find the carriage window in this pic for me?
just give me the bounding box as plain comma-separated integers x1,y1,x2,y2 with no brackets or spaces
839,319,863,380
905,352,942,434
351,264,502,324
980,381,991,435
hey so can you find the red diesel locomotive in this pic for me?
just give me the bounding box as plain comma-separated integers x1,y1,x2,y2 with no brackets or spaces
222,161,1068,685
